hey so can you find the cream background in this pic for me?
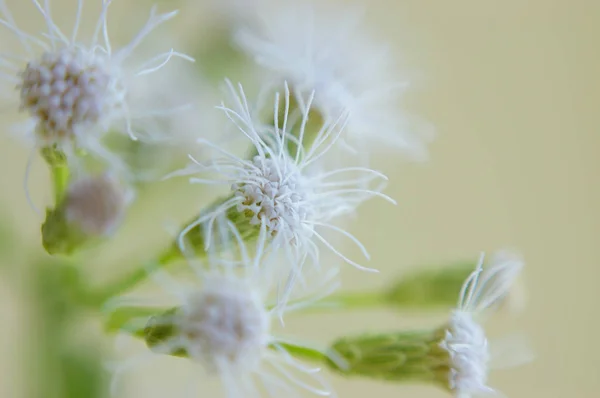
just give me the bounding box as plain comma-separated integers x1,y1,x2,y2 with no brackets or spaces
0,0,599,397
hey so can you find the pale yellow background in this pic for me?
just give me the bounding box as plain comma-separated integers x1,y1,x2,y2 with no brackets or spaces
0,0,598,397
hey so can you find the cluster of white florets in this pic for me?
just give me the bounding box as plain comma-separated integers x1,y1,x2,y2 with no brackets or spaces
439,252,527,397
441,311,491,395
1,0,193,170
176,275,271,373
18,47,122,143
232,155,312,236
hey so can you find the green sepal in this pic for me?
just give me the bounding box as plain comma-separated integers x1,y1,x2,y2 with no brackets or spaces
143,308,188,356
104,305,170,335
41,206,90,255
178,196,262,252
326,330,450,389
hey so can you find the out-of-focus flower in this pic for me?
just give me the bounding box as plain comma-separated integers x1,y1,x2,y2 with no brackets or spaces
110,219,339,398
111,43,223,182
0,0,193,171
235,0,433,160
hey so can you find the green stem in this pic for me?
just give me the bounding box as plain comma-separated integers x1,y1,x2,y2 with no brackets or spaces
88,247,182,307
51,162,70,204
41,147,71,204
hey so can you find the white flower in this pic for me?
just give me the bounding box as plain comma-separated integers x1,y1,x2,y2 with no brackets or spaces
109,220,340,398
0,0,193,168
440,251,533,398
173,80,395,279
235,0,432,160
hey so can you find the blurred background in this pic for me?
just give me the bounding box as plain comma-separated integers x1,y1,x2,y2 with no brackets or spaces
1,0,599,397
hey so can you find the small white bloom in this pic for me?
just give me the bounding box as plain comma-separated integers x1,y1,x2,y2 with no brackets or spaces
173,80,395,279
110,220,339,398
235,0,432,160
0,0,193,168
440,251,532,398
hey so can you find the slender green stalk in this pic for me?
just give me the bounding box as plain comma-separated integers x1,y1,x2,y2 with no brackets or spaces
41,146,71,204
89,247,182,307
51,162,70,204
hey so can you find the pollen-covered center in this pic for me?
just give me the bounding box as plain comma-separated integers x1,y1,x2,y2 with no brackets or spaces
179,277,270,372
18,47,119,141
440,311,490,394
233,156,311,235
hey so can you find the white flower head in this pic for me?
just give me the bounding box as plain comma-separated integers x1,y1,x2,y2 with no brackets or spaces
235,0,432,160
173,80,395,281
440,251,532,397
109,219,339,398
0,0,193,168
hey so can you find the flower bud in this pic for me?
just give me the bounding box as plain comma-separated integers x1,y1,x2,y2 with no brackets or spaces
42,173,132,255
327,252,530,397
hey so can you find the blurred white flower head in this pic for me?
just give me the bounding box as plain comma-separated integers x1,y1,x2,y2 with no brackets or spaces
110,219,339,398
235,0,432,160
440,251,532,398
172,80,395,282
0,0,193,169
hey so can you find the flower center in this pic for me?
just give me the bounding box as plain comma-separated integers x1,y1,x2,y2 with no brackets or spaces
233,156,311,236
18,47,119,141
179,277,270,372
